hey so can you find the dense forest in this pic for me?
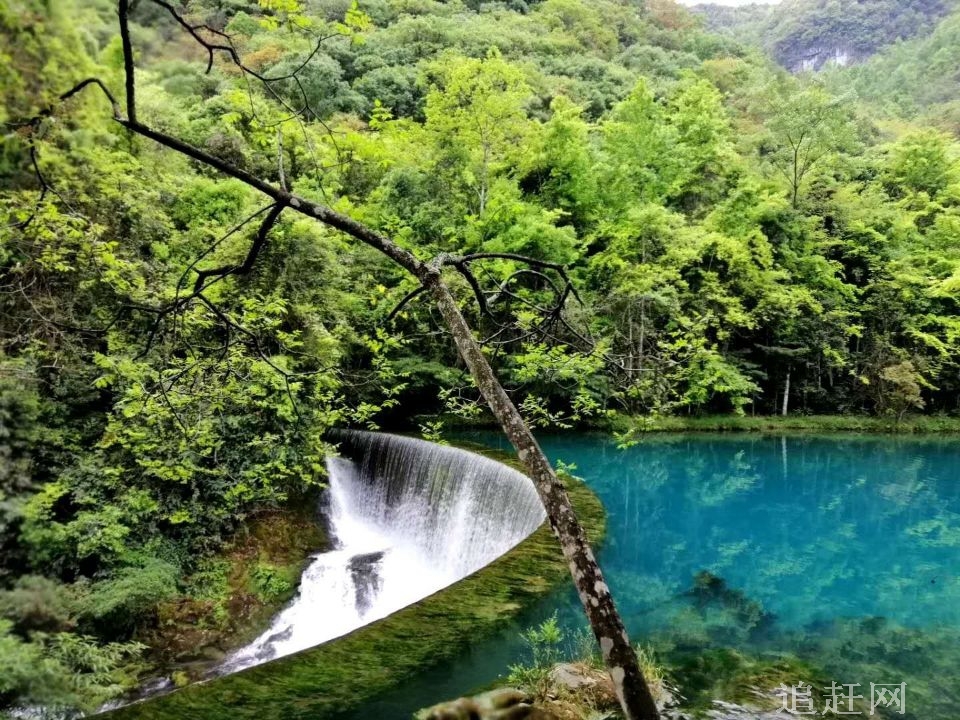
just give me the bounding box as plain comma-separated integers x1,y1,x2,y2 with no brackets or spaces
696,0,955,70
1,0,959,714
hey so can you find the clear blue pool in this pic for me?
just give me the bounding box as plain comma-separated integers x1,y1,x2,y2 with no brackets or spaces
342,433,960,718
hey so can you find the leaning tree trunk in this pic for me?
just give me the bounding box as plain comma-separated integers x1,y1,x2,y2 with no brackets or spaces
423,267,660,720
94,111,663,720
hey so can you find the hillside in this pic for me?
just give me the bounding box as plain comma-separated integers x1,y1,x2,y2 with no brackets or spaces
694,0,954,71
830,2,960,131
692,2,776,46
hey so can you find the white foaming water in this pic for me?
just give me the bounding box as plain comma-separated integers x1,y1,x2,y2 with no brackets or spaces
218,432,545,676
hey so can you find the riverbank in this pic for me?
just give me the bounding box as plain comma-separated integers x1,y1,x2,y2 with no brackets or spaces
140,501,328,684
614,413,960,435
430,412,960,437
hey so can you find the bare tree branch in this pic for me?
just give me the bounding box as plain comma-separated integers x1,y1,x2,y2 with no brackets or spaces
386,286,428,322
192,202,286,294
118,0,138,123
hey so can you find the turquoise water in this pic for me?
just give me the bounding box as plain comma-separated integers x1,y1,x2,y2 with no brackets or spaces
342,434,960,718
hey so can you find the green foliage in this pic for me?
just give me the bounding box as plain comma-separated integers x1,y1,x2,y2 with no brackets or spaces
250,562,294,602
0,359,41,566
883,129,959,197
507,613,564,699
877,361,930,419
0,576,75,636
0,619,144,714
75,561,180,639
759,81,859,207
3,0,960,713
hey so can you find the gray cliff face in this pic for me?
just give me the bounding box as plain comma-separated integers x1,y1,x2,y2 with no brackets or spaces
779,43,865,72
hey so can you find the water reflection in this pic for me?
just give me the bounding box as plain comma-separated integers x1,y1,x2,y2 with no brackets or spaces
484,433,960,717
551,434,960,632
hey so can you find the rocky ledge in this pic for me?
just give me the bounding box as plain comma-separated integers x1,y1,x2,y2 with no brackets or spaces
417,663,785,720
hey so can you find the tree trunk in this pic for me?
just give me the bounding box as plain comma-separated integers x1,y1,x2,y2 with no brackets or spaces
782,369,791,417
792,146,800,208
423,267,660,720
638,298,646,376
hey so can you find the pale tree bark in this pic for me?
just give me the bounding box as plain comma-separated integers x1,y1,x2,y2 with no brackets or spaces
21,4,662,717
782,369,791,417
424,266,660,720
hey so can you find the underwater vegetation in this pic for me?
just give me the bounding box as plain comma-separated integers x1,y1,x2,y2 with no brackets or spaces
685,571,777,642
646,570,957,719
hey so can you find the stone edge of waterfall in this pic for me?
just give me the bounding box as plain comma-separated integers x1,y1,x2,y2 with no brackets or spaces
97,436,606,720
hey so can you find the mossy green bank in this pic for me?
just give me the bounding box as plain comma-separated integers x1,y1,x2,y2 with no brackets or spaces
616,414,960,435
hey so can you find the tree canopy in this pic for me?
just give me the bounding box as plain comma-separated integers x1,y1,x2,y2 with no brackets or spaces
1,0,959,714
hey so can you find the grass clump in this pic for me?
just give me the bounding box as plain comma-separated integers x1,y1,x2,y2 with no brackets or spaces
507,613,565,701
505,616,673,717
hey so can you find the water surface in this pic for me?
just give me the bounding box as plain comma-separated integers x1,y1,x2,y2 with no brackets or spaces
345,433,960,719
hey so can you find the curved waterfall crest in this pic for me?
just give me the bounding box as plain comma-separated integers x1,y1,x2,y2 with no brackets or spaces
219,431,546,675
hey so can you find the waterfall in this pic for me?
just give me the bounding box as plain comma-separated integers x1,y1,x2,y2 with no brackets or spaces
218,432,546,675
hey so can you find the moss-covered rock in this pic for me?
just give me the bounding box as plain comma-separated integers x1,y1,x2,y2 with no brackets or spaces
141,502,328,675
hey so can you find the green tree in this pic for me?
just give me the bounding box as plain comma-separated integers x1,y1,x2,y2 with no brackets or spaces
423,50,534,218
759,82,858,207
883,129,958,198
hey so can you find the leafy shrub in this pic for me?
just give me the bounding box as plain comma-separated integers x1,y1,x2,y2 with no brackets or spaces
506,613,564,699
75,560,179,639
183,559,232,603
250,562,294,601
0,619,144,714
0,575,75,635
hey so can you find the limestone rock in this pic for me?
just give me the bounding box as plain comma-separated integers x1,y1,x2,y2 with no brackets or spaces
549,663,601,691
549,662,618,705
417,687,557,720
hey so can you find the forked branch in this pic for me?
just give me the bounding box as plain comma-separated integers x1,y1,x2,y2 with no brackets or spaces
191,202,286,294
